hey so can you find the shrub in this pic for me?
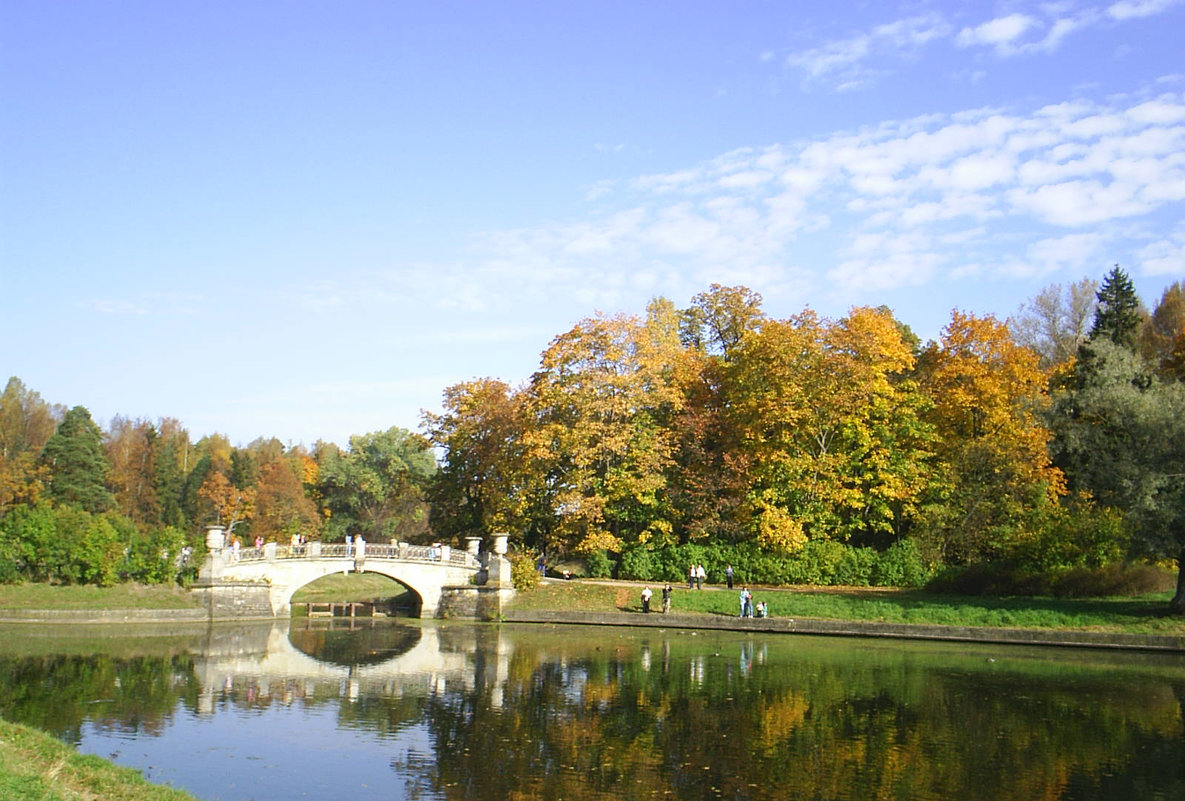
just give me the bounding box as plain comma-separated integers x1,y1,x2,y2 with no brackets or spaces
1050,564,1173,598
509,549,541,591
584,549,614,579
871,539,931,588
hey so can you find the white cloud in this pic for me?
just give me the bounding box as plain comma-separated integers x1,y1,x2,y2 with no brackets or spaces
1108,0,1182,20
1137,228,1185,274
956,14,1039,54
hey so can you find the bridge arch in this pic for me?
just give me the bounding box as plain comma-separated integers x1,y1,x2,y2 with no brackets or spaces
286,565,427,617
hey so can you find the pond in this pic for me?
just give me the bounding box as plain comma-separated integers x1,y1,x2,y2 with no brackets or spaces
1,619,1183,801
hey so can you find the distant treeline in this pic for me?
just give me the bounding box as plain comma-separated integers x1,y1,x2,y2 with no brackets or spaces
2,269,1184,607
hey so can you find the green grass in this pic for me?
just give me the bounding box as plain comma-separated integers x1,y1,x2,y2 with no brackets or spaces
0,717,199,801
0,583,203,610
509,580,1185,635
290,572,412,603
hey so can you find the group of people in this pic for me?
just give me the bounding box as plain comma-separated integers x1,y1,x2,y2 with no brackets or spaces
737,588,768,618
687,564,707,589
640,584,674,614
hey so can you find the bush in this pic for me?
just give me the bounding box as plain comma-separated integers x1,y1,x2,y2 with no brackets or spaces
509,549,541,591
1050,564,1173,598
584,549,614,579
872,539,931,588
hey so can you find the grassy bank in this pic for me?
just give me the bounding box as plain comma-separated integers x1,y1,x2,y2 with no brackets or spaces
0,583,203,611
508,580,1185,635
0,718,199,801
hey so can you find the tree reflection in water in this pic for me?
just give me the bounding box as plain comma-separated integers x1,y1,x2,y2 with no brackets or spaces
0,622,1182,801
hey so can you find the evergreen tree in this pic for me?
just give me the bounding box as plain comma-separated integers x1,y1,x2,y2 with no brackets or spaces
1089,266,1144,350
40,406,114,513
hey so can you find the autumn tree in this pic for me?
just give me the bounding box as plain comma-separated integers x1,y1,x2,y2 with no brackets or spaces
0,377,61,512
1140,281,1185,380
915,312,1064,564
526,310,685,554
725,307,931,551
424,378,529,543
252,459,321,541
197,469,256,534
679,283,765,359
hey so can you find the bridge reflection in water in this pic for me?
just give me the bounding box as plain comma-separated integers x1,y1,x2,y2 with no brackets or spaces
191,619,512,715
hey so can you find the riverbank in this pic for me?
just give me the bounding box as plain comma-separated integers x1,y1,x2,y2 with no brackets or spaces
0,718,200,801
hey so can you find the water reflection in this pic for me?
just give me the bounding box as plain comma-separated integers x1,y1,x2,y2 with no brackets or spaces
1,621,1183,801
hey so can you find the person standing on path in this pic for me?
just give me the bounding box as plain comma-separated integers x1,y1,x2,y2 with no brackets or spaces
641,586,653,613
688,565,696,590
725,564,734,589
696,564,706,589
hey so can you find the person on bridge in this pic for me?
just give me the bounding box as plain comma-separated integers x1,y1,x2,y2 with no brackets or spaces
355,534,366,561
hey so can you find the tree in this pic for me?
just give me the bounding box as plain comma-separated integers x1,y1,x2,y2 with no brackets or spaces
316,427,436,542
105,416,161,525
915,312,1064,564
1140,281,1185,380
253,460,321,541
1051,340,1185,612
525,312,685,554
679,284,765,359
1089,266,1145,350
424,379,529,543
40,406,114,513
725,307,932,550
0,377,62,512
1010,279,1097,368
197,470,255,534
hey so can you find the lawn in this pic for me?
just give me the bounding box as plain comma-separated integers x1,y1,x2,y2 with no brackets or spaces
508,579,1185,635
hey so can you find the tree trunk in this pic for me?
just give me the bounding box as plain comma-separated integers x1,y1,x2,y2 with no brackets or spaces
1171,545,1185,615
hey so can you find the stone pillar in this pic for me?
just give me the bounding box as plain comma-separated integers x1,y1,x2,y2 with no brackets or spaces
198,525,228,583
308,540,322,557
263,541,277,560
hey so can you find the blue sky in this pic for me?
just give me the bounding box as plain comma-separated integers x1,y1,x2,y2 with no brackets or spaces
3,0,1184,447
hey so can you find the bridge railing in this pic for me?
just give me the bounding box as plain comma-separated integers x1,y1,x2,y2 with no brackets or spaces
228,541,481,569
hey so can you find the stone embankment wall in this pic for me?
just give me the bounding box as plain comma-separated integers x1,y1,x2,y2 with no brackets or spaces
503,609,1185,653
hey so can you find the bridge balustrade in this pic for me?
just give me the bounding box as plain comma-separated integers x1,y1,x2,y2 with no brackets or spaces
228,541,481,568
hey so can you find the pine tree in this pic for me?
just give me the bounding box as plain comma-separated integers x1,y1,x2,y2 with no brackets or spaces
1089,266,1144,350
41,406,114,513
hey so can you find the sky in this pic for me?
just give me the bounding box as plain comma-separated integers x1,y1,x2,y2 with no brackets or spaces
3,0,1184,448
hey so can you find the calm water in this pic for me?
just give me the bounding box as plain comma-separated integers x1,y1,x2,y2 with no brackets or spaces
1,619,1183,801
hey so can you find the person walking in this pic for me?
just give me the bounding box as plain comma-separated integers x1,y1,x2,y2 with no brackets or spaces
696,564,706,589
688,565,696,590
725,564,734,589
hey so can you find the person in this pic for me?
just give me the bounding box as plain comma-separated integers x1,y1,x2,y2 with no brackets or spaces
355,534,365,561
641,586,653,613
725,564,734,589
661,584,672,614
230,535,241,562
345,534,353,556
696,564,706,589
755,600,766,618
738,588,748,617
688,565,696,590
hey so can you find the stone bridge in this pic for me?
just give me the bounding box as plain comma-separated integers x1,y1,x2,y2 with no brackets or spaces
192,527,514,620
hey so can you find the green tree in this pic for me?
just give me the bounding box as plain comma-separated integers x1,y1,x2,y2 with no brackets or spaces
40,406,114,513
316,427,436,542
1051,339,1185,612
1089,266,1145,350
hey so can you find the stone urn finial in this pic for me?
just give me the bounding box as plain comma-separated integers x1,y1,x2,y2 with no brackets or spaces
492,533,509,556
206,525,226,553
